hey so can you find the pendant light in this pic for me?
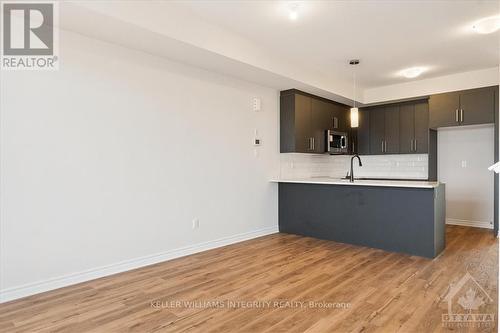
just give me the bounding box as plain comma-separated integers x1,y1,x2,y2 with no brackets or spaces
349,59,360,128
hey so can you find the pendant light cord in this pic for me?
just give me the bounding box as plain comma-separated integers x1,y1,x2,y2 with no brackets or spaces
353,69,356,108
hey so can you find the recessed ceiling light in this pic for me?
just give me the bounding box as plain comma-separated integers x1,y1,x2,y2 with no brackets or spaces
472,16,500,34
400,67,426,79
288,3,299,21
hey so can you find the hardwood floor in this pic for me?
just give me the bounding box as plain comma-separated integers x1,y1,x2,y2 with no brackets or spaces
0,225,497,332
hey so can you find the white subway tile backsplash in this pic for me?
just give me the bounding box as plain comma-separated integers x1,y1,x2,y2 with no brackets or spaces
279,154,428,180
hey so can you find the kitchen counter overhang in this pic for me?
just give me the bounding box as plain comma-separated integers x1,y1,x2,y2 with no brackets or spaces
272,178,445,258
271,177,440,188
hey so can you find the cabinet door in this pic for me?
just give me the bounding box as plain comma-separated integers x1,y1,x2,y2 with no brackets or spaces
459,87,495,126
399,104,415,154
384,105,400,154
414,101,429,153
357,107,370,155
311,98,333,153
294,94,312,153
332,104,348,132
429,92,460,128
369,107,385,155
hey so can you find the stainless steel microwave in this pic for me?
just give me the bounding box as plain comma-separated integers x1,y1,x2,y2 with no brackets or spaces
326,130,348,154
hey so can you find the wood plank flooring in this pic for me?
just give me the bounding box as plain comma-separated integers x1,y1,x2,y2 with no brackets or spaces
0,225,497,332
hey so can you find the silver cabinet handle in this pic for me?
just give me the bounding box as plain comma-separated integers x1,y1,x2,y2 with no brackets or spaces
460,109,464,123
414,139,417,152
381,140,384,153
309,137,314,151
384,140,387,153
312,137,315,150
455,109,459,122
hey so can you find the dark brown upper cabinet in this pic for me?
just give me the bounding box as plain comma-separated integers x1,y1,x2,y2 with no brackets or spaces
355,107,370,155
414,102,429,153
331,103,349,132
399,101,429,154
311,98,332,154
429,86,497,128
280,90,350,154
369,107,385,154
384,105,400,154
368,105,400,154
399,103,414,154
280,92,312,153
460,88,496,125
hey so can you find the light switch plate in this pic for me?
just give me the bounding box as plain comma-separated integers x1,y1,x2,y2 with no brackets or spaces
253,98,261,111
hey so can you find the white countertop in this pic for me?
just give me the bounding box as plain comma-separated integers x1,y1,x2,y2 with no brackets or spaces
270,177,441,189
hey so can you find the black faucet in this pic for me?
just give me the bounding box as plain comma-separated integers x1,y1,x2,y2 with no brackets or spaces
350,154,363,182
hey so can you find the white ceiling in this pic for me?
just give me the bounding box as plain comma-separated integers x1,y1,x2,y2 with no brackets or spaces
175,0,499,89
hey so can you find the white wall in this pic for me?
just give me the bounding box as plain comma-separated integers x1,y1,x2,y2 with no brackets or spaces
61,2,355,105
438,125,494,229
0,30,280,301
363,67,499,104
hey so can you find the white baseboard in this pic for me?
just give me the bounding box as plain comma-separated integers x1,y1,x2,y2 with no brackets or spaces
0,226,278,303
446,218,493,230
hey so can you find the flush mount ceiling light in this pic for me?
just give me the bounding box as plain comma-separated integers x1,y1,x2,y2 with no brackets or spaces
349,59,360,128
400,67,425,79
472,16,500,34
288,2,299,20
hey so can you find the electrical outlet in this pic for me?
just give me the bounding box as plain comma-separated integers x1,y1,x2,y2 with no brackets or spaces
192,218,200,229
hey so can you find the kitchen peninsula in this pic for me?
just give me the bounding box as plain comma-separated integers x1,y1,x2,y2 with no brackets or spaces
272,178,445,258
